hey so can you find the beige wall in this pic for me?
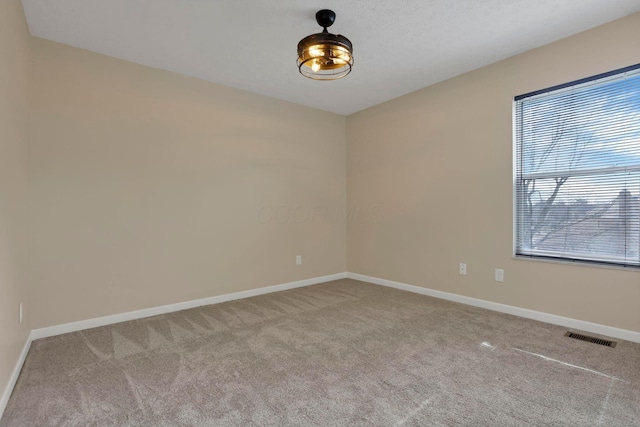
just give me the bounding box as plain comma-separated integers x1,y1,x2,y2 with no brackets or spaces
347,13,640,333
0,0,31,403
29,38,346,328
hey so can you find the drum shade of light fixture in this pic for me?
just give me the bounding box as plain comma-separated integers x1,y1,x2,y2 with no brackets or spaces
297,9,353,80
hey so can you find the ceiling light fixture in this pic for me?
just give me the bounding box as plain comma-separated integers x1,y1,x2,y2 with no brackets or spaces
297,9,354,80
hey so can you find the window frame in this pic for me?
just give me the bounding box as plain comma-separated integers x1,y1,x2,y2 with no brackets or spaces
513,63,640,269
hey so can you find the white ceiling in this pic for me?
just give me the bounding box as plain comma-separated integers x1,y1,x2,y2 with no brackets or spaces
21,0,640,116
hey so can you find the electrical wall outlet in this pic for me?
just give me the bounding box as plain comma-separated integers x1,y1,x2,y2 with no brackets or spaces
296,255,302,265
459,263,467,275
495,268,504,282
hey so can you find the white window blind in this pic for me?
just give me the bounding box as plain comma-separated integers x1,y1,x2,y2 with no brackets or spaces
515,64,640,268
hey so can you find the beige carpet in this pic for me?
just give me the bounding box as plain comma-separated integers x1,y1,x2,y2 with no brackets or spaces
2,279,639,426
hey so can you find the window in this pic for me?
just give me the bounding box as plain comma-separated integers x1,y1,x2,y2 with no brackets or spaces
515,64,640,268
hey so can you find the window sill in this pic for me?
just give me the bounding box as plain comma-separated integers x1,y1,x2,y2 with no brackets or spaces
512,254,640,273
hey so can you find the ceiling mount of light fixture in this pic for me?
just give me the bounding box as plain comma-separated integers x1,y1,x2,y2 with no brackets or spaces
297,9,354,80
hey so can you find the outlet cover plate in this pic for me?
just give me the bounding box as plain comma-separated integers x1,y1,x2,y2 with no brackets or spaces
459,263,467,275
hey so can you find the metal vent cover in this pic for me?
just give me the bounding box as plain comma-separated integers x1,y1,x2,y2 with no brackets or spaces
565,331,617,348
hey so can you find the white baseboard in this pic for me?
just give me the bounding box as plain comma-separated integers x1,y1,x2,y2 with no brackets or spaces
31,272,348,340
347,272,640,344
0,331,33,418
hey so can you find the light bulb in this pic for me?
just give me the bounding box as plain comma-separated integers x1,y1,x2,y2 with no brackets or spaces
311,60,321,72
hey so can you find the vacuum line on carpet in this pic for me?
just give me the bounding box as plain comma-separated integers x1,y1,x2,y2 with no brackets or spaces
596,379,615,426
511,348,624,381
393,396,435,426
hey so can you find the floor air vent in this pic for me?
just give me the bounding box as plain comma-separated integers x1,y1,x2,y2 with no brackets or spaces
565,331,617,348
